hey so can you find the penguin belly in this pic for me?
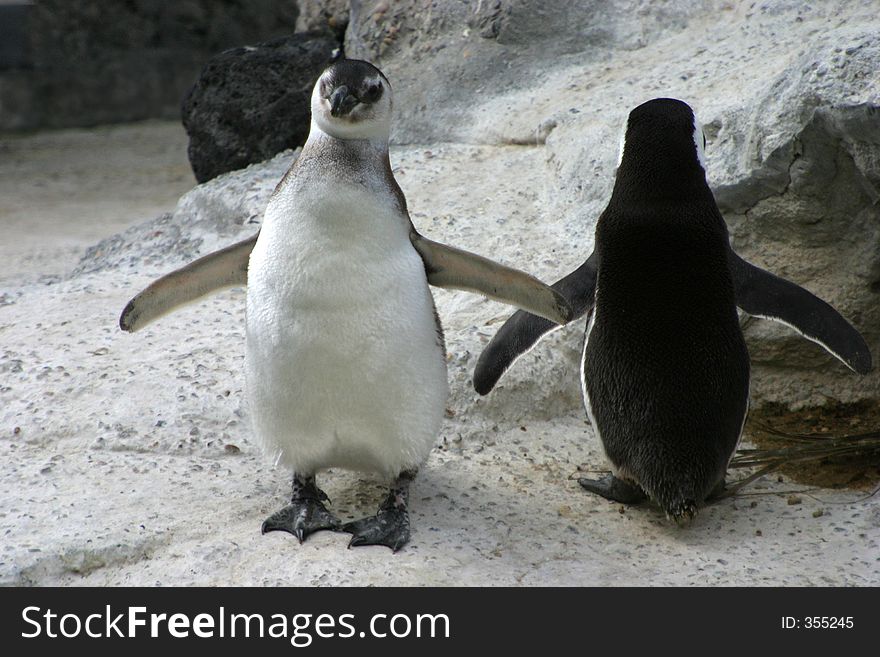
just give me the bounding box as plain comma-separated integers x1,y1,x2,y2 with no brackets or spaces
245,185,448,479
582,289,750,517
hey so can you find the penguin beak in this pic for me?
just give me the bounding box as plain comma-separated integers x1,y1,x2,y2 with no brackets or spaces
329,86,358,117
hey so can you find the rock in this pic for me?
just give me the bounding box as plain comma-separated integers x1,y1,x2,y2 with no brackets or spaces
181,33,337,183
714,32,880,408
296,0,350,40
344,0,712,144
80,149,300,276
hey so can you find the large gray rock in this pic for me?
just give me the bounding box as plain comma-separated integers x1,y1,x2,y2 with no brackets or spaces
714,34,880,408
344,0,719,144
296,0,350,40
182,33,337,183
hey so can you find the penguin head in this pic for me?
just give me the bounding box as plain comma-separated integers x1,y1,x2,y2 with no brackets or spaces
311,59,392,141
614,98,709,193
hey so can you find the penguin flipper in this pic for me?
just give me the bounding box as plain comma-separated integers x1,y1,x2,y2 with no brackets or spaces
728,249,872,374
473,253,598,395
409,231,574,326
119,233,258,332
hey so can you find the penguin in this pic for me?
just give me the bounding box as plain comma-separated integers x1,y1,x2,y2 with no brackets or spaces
120,59,573,551
473,98,872,522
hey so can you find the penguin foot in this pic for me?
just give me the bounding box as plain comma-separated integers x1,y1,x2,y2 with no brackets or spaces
578,474,648,505
261,475,342,543
261,501,342,542
341,469,416,552
342,507,410,552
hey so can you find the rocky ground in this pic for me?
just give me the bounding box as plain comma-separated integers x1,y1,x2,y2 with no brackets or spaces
1,1,878,586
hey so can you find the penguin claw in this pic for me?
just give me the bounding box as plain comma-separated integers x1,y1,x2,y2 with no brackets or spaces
261,500,342,543
342,508,411,553
578,474,648,505
666,502,697,526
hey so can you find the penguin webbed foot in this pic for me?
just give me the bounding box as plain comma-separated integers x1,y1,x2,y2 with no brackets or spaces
342,470,415,552
342,507,410,552
578,473,648,505
261,475,342,543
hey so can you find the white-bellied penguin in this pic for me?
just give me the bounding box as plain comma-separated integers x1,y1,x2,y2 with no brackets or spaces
473,98,871,523
119,59,573,550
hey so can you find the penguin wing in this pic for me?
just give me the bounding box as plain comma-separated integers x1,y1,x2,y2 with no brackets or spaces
473,252,599,395
119,233,258,333
729,249,872,374
409,232,574,326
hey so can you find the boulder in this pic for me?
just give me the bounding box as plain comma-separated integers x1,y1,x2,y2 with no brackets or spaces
181,33,337,183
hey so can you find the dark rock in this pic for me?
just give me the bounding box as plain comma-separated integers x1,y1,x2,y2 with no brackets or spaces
182,33,336,183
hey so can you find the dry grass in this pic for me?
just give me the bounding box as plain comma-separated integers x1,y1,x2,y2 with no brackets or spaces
724,402,880,496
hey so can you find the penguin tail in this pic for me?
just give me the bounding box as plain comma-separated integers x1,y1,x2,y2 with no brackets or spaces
665,500,698,526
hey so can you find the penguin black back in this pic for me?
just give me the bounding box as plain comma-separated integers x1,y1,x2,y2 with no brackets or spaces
473,97,871,523
583,98,750,521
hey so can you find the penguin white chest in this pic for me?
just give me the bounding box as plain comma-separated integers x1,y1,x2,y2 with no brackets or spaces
245,181,448,478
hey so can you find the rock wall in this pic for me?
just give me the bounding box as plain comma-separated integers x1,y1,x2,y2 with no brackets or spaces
0,0,299,131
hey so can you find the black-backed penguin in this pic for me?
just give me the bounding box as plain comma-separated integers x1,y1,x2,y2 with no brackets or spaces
473,98,871,523
120,59,573,551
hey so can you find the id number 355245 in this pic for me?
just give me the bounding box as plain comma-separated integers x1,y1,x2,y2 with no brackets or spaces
782,617,854,629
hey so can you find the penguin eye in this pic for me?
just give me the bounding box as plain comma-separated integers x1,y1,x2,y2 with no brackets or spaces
361,83,383,104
